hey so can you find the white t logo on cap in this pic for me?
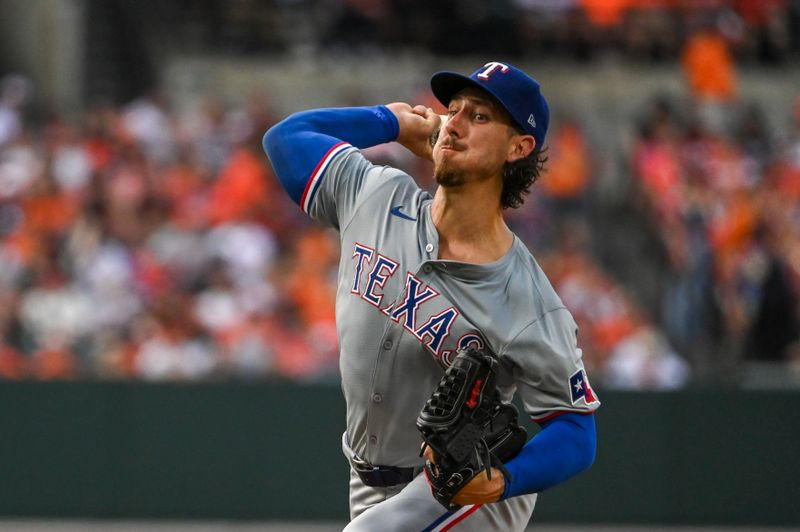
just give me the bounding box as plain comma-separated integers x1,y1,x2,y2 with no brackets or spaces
477,62,510,80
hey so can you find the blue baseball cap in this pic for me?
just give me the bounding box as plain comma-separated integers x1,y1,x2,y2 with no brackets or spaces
430,61,549,149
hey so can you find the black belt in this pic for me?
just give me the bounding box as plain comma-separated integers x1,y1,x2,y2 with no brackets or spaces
353,461,416,487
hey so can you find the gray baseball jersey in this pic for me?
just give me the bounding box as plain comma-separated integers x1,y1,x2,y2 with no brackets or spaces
307,144,599,486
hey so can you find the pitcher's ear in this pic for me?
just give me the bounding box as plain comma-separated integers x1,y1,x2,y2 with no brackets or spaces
507,135,535,163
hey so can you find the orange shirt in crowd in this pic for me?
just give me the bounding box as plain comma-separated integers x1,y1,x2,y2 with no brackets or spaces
83,137,114,172
633,138,684,223
0,344,27,379
209,147,270,224
3,229,39,267
708,191,757,255
21,192,78,237
541,123,591,199
285,270,336,327
30,346,78,380
581,0,631,27
682,29,737,102
776,162,800,201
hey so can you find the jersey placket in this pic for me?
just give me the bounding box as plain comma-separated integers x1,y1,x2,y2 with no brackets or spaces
366,318,399,452
364,254,439,458
363,201,444,460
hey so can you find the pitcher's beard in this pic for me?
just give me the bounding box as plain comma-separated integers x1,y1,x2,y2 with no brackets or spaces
433,162,467,188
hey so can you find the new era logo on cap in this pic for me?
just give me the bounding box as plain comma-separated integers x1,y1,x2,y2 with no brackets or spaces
430,61,550,149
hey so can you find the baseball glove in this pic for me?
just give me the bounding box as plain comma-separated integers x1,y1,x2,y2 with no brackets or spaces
416,346,527,509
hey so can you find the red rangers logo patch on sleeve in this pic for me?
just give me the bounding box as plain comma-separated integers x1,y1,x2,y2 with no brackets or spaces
569,369,598,406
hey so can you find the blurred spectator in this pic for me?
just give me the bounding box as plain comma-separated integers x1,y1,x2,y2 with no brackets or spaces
18,238,93,351
0,342,26,379
216,312,276,378
133,292,216,380
48,120,93,194
604,323,691,389
734,102,773,178
0,289,26,379
631,98,684,242
193,259,249,336
581,0,629,29
0,131,42,200
29,332,78,380
273,227,340,379
539,115,592,225
682,24,737,101
742,234,799,361
735,0,791,63
622,1,680,61
120,90,175,165
208,142,271,225
681,19,739,132
0,75,30,148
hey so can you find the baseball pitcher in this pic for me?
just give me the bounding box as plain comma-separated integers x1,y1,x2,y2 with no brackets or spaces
264,61,600,531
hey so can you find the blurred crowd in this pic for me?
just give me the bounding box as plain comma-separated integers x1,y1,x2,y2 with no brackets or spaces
2,0,800,386
0,69,695,389
512,0,795,63
631,94,800,374
2,72,798,387
169,0,799,64
0,79,345,382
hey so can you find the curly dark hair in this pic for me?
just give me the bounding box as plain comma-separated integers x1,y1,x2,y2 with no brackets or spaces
501,146,548,209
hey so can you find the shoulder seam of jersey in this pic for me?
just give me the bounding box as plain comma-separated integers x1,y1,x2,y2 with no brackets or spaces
302,142,356,214
497,305,569,358
495,245,567,356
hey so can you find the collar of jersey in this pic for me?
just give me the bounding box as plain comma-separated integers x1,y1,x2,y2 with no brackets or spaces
419,201,521,281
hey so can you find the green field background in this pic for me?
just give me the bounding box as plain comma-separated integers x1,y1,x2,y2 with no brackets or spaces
0,381,796,526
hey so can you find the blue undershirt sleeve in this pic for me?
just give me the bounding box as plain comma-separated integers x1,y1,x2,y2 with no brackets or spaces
263,105,400,205
502,412,597,499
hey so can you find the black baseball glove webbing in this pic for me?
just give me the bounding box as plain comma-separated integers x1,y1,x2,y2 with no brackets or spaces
416,346,527,509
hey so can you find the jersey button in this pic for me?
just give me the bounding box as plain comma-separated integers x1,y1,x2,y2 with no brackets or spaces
383,339,393,350
425,243,434,253
423,265,433,273
369,435,378,445
372,393,382,403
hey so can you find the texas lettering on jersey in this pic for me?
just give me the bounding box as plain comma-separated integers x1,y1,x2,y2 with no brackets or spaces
351,242,484,367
